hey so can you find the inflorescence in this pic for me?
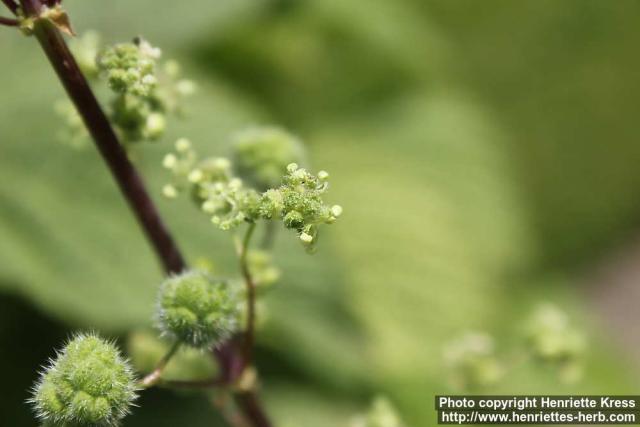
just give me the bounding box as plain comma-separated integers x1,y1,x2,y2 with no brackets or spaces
162,130,342,251
56,32,195,147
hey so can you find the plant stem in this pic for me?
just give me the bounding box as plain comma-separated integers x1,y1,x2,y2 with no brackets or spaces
237,223,257,367
24,5,272,426
139,341,181,388
0,15,18,26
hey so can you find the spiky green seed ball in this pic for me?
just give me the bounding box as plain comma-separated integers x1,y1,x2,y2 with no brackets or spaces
231,127,306,191
157,271,239,348
31,334,137,427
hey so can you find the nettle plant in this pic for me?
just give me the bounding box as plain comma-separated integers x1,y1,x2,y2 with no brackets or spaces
1,1,348,426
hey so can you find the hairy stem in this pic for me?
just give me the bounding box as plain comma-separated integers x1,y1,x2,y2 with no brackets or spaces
139,341,181,388
237,223,257,367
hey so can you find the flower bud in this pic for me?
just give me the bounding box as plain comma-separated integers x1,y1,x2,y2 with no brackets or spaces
157,271,239,348
31,334,137,427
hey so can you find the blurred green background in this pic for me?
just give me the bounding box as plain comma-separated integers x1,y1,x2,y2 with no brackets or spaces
2,0,640,425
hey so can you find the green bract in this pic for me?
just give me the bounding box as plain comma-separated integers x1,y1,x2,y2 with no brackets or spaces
31,334,137,427
157,271,239,348
231,127,306,191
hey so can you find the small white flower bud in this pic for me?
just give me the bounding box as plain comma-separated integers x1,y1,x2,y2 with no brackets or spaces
202,200,216,214
144,113,166,139
331,205,343,217
188,169,204,183
299,232,313,243
162,184,178,198
175,138,191,152
162,153,177,169
318,170,329,181
286,163,299,173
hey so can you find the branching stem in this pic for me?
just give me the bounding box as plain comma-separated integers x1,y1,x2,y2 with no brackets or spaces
139,341,181,388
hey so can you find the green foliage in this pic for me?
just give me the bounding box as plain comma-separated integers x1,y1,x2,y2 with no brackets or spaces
31,334,137,427
157,271,239,348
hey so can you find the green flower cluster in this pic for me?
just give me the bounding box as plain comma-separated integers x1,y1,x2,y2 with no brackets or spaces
258,163,342,250
31,334,137,427
98,38,160,97
163,136,342,249
98,37,196,143
56,33,195,147
157,271,240,348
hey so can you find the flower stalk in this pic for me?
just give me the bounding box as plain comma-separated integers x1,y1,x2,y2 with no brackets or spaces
139,341,181,388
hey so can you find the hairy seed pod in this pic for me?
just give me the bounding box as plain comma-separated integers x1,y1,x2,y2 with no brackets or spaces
31,333,137,427
157,271,239,348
